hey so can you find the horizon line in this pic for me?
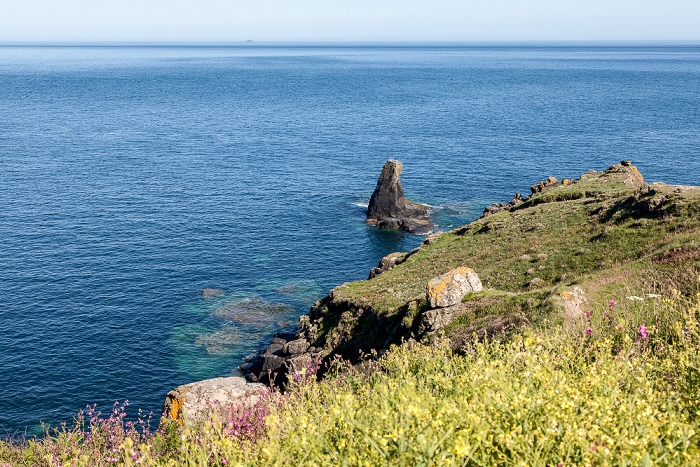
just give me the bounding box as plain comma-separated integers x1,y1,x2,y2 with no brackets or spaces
2,39,700,48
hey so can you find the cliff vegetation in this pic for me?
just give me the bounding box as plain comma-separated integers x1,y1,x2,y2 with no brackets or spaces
4,163,700,465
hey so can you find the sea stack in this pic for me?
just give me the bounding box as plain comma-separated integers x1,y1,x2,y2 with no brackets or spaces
366,160,433,234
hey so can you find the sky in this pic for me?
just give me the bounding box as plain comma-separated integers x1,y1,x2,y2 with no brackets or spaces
1,0,699,43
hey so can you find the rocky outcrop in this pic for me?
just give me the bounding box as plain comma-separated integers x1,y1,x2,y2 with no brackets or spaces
161,376,266,425
366,160,433,234
530,176,559,195
602,161,646,188
481,161,645,219
242,288,415,386
368,251,409,279
419,306,457,335
426,267,483,308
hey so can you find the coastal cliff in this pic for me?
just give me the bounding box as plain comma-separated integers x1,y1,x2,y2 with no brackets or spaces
242,161,700,386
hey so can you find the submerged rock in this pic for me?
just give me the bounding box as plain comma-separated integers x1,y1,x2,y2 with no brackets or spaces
193,326,260,355
201,288,224,298
366,160,433,234
213,296,291,326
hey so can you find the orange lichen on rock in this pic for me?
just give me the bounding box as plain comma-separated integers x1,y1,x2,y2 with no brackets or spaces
427,267,483,308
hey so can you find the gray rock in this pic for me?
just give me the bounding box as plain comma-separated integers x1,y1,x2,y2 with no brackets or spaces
426,267,483,308
161,376,266,425
368,252,409,280
282,338,310,355
419,306,456,334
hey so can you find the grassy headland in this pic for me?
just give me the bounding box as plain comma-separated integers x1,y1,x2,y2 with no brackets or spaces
3,163,700,466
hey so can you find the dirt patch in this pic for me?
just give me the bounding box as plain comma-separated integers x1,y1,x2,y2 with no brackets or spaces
652,247,700,265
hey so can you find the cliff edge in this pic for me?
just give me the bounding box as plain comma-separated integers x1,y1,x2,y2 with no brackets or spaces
241,161,700,387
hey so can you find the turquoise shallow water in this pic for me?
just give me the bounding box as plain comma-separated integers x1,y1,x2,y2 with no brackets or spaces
1,44,699,435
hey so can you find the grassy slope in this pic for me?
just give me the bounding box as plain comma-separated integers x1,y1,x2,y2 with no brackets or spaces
324,164,700,350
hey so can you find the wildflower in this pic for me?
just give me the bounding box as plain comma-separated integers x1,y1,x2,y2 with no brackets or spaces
640,325,648,340
586,327,593,336
609,299,616,311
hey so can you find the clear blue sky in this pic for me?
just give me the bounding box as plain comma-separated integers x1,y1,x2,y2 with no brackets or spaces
2,0,699,42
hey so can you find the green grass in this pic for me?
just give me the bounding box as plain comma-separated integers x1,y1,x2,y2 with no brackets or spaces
315,167,700,359
4,290,700,466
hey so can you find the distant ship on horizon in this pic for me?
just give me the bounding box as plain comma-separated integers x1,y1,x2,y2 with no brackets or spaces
245,39,254,42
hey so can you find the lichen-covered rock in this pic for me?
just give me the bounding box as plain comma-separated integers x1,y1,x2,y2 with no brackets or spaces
422,232,444,246
161,376,266,425
530,176,559,194
560,286,589,323
379,252,408,269
427,267,483,308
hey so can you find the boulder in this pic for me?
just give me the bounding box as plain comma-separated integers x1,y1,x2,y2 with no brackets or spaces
422,231,444,246
419,306,456,334
282,338,310,355
161,376,266,425
366,160,433,234
400,218,433,235
426,267,483,308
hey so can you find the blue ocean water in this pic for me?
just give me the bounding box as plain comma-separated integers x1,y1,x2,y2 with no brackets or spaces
1,44,699,435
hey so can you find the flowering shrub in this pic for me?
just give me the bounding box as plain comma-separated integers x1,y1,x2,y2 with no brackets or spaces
3,292,700,466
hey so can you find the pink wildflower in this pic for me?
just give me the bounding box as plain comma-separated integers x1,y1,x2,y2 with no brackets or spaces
640,325,648,340
609,299,616,311
585,327,593,335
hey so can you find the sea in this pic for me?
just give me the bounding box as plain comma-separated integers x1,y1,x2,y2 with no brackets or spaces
1,43,699,436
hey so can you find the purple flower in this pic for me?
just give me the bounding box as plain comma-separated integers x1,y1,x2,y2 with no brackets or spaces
604,312,610,319
640,325,648,340
585,327,593,336
609,299,616,311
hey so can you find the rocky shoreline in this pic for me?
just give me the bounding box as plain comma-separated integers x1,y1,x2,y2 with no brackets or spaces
238,160,649,387
164,160,684,421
